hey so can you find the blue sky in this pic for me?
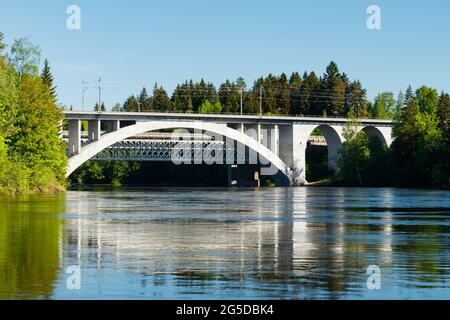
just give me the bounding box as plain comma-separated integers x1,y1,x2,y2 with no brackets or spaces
1,0,449,110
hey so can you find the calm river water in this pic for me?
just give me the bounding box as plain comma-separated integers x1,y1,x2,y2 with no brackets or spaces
0,187,449,300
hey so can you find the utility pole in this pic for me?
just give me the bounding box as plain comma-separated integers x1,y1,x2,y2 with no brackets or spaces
239,89,243,116
259,85,263,117
81,81,88,111
98,77,102,112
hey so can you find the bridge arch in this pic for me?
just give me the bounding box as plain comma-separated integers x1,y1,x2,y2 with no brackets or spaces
360,125,392,146
66,121,289,182
304,124,343,173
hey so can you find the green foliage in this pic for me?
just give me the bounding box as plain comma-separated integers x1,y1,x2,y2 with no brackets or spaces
339,86,450,189
8,37,41,80
198,100,222,114
437,92,450,129
138,87,152,111
0,196,63,299
339,118,370,186
40,59,57,101
94,102,106,111
0,152,31,194
70,160,140,186
152,84,171,112
120,62,371,117
0,33,66,195
0,32,6,66
371,92,395,119
416,86,438,115
346,80,369,118
123,95,139,112
0,62,18,134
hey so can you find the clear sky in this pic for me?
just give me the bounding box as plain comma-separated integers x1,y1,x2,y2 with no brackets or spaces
1,0,449,110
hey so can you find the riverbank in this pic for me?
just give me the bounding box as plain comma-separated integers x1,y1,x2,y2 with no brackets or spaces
0,184,66,196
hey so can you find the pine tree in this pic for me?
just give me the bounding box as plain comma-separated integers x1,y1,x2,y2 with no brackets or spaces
138,87,152,112
437,92,450,129
289,72,302,88
288,73,302,115
177,81,193,112
220,80,240,114
395,91,405,117
208,83,219,103
323,61,345,116
123,95,139,112
219,80,231,111
228,83,241,114
40,59,57,101
112,103,121,112
236,77,247,92
277,73,290,115
171,85,184,112
184,94,193,113
152,84,171,112
93,102,105,111
300,72,320,115
404,85,414,108
324,61,340,82
346,81,368,118
192,79,207,111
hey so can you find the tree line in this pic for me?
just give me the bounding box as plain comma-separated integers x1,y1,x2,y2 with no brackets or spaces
115,62,400,119
0,32,66,194
339,86,450,188
2,31,448,191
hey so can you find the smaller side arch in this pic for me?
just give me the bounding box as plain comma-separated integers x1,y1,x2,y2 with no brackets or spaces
303,124,344,172
361,126,393,147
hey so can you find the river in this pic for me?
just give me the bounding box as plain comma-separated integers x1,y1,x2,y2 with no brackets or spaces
0,187,449,299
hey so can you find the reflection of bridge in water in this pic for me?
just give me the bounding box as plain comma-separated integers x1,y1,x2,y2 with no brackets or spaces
62,188,394,298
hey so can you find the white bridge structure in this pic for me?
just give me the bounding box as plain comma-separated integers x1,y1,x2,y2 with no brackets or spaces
64,111,394,186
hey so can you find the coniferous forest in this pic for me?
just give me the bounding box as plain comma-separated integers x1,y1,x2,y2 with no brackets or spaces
118,62,387,119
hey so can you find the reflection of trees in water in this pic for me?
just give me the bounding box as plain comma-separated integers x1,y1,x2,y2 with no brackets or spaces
392,221,450,284
63,188,449,299
0,195,65,299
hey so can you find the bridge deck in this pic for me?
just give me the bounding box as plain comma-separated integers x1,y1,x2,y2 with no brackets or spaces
63,111,394,126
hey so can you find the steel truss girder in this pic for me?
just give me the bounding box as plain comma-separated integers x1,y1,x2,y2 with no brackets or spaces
91,139,252,164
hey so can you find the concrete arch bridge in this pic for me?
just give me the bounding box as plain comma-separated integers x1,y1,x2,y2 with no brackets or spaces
64,111,393,186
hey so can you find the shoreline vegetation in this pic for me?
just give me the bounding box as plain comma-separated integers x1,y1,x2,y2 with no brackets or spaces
0,32,67,195
1,32,449,194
